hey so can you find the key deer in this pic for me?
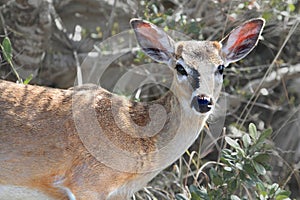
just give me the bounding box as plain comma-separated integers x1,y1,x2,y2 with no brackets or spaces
0,18,265,199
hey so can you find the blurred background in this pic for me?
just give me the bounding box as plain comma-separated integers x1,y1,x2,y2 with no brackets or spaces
0,0,299,199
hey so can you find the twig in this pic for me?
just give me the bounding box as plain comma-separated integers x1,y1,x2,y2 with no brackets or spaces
272,105,300,139
103,0,118,39
0,8,8,36
73,50,82,86
242,64,300,93
195,161,224,181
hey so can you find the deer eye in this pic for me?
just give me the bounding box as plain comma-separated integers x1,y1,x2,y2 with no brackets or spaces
175,63,188,76
217,65,225,75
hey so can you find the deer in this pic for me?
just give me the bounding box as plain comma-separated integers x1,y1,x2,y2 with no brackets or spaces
0,18,265,200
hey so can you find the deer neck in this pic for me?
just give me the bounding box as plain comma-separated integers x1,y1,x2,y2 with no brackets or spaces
73,84,206,173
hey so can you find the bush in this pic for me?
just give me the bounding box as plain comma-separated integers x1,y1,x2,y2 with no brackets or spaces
185,123,291,200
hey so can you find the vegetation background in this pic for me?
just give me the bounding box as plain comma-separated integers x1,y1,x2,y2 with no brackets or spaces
0,0,299,199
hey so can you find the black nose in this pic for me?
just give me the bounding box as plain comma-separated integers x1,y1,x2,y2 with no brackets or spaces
191,95,213,113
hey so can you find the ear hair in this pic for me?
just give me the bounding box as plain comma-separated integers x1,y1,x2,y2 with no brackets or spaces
130,18,175,63
220,18,265,66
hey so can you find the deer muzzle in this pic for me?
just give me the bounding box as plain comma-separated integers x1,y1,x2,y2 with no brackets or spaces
191,95,213,114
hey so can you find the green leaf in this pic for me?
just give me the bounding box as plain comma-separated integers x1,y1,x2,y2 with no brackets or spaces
223,78,230,87
252,161,266,175
235,162,243,170
262,11,273,21
260,190,268,197
276,189,291,197
230,194,241,200
189,185,207,200
223,170,235,180
1,37,12,62
253,153,270,164
210,168,222,186
288,4,295,12
249,123,258,141
175,194,190,200
224,166,233,172
189,185,199,192
222,149,234,160
269,183,279,195
275,194,291,200
225,136,240,149
236,147,245,157
256,182,265,193
244,163,256,175
23,74,33,85
225,136,245,157
242,134,251,148
1,37,22,83
244,177,256,187
229,178,238,192
190,192,202,200
256,128,272,145
152,17,164,25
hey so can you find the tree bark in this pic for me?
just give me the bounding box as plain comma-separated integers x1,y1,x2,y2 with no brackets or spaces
0,0,134,88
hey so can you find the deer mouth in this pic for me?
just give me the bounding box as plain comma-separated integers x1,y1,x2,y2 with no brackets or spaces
191,95,213,114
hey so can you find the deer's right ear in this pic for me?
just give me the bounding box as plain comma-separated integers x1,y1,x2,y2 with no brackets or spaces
130,19,175,64
220,18,265,66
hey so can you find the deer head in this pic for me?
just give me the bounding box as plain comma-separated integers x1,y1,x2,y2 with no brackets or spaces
130,18,265,115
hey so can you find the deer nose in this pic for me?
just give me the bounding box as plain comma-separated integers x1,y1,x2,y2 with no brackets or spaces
191,95,213,113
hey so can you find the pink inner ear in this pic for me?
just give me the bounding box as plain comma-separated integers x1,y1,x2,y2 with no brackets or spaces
131,19,175,63
221,19,265,65
133,21,168,52
135,22,151,29
132,21,174,54
228,21,262,51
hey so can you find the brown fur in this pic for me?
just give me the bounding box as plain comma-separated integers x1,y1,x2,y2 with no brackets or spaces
0,80,182,199
0,18,264,200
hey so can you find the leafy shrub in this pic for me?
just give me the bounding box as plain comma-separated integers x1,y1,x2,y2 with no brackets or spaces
183,123,291,200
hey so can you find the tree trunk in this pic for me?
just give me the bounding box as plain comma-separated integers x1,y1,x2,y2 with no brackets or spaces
0,0,134,88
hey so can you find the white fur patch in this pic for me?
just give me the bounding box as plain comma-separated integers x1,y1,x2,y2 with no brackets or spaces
0,185,55,200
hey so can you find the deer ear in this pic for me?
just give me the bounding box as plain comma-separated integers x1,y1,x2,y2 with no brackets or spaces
130,18,175,63
220,18,265,66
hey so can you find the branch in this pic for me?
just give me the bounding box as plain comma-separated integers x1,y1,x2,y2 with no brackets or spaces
243,64,300,93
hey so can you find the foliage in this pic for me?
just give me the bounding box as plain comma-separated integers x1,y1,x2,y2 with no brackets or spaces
141,1,203,40
0,0,299,199
0,36,32,84
0,37,21,83
133,0,299,199
185,123,291,200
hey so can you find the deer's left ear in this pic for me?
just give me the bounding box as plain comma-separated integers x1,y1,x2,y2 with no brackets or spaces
220,18,265,66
